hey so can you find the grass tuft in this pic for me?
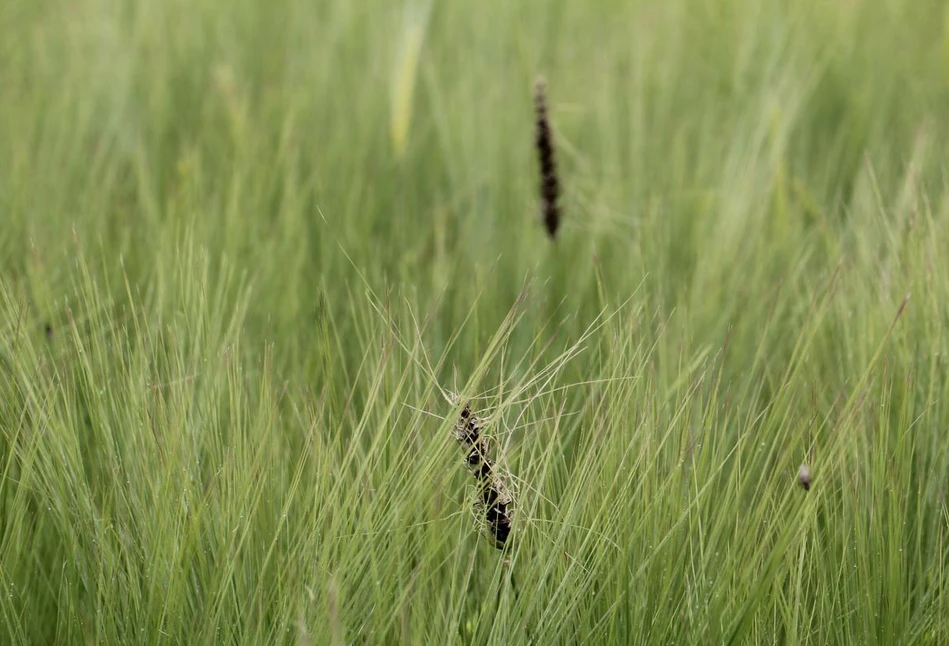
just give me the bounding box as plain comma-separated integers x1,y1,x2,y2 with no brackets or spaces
1,1,949,643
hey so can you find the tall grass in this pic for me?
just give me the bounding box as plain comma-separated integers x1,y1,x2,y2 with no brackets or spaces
2,0,949,643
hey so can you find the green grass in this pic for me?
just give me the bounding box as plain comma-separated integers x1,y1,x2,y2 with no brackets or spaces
2,0,949,643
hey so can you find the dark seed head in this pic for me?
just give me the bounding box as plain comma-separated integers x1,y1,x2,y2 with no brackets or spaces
534,77,561,239
466,442,489,469
485,497,512,547
452,400,514,550
454,404,482,445
798,464,812,491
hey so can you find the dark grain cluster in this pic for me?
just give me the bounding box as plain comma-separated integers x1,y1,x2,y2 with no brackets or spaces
454,403,514,549
534,78,561,239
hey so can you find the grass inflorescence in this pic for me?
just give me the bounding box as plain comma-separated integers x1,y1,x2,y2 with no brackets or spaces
534,77,561,239
453,401,514,549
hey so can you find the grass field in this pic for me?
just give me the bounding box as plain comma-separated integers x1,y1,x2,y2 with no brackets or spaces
3,0,949,643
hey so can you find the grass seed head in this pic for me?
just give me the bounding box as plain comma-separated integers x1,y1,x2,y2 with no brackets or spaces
534,77,561,239
798,464,812,491
453,401,515,549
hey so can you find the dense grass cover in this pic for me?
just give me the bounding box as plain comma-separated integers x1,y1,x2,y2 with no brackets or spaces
2,0,949,643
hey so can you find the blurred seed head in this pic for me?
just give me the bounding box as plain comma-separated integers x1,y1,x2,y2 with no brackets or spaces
534,77,561,239
798,464,812,491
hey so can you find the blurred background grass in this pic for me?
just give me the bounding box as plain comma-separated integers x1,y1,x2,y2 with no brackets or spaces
2,0,949,643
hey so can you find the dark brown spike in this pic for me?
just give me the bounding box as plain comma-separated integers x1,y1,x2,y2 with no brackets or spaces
452,402,515,549
466,440,489,469
454,403,482,445
484,495,513,547
534,77,561,239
